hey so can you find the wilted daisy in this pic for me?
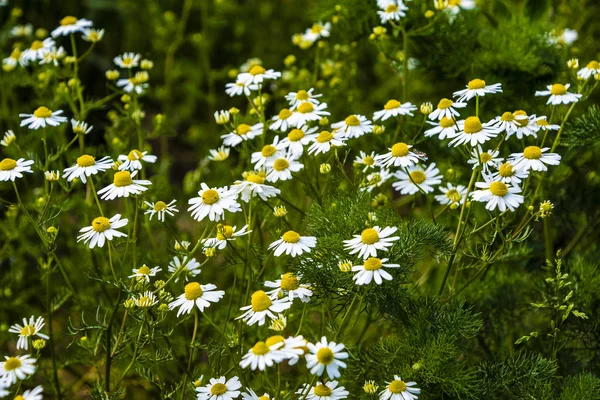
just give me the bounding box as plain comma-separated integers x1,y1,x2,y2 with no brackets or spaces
221,123,263,147
308,130,346,155
289,102,330,127
535,83,582,105
534,116,559,132
237,290,292,326
8,316,49,351
266,155,304,182
114,52,141,69
265,272,313,302
279,126,318,158
306,337,349,379
242,389,271,400
298,381,349,400
344,226,399,259
490,161,529,187
19,106,67,130
453,79,502,102
51,16,93,37
208,146,230,161
373,100,416,121
82,28,105,42
169,282,225,317
285,88,323,110
225,78,255,97
196,376,242,400
188,183,241,221
428,98,467,121
129,265,161,282
269,108,294,131
375,142,424,168
232,173,280,202
71,119,93,135
0,355,36,385
467,146,502,173
380,376,420,400
268,231,316,257
448,116,501,147
378,2,408,23
577,60,600,80
202,224,251,250
118,149,157,171
97,170,151,200
352,257,400,285
238,65,281,85
22,38,55,62
14,385,44,400
509,146,561,172
168,255,201,281
63,155,113,184
240,339,285,371
332,114,373,139
77,214,128,249
354,151,377,172
144,200,178,222
424,117,460,140
0,158,34,181
472,178,524,212
1,130,16,147
392,163,442,195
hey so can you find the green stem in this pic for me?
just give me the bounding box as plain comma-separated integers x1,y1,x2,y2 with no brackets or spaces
180,309,199,400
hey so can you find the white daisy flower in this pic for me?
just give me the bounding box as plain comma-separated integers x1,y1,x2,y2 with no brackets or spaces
490,161,529,187
354,151,377,172
332,114,373,139
279,125,318,158
343,226,399,259
447,0,476,13
298,381,349,400
71,119,93,135
3,48,27,70
268,231,317,257
535,83,582,105
0,382,8,399
251,136,287,169
380,376,420,400
0,355,36,385
15,385,44,400
225,78,255,97
116,77,148,95
352,257,400,285
238,65,281,85
168,282,225,317
1,130,16,147
51,16,93,37
232,173,280,202
448,117,502,147
39,46,66,66
113,52,141,69
375,142,424,168
508,110,540,139
378,2,408,23
10,24,33,38
22,38,56,62
270,108,295,131
428,98,467,121
305,337,349,379
308,130,346,155
557,28,578,45
242,389,271,400
208,146,230,162
82,28,105,42
237,290,292,326
202,224,251,250
188,183,241,222
97,170,151,200
221,123,263,147
435,183,468,206
265,272,313,302
8,316,49,351
373,100,416,121
362,168,394,193
489,111,524,136
197,376,242,400
117,149,157,171
0,158,34,181
285,88,323,110
129,265,161,282
467,146,502,173
302,22,332,43
534,116,560,132
392,163,442,195
471,178,524,212
509,146,561,172
266,156,304,182
277,335,308,365
239,339,285,371
168,255,201,281
133,291,158,308
453,79,502,102
144,200,178,222
577,60,600,80
425,117,460,140
289,102,330,128
19,106,67,130
63,155,113,184
77,214,128,249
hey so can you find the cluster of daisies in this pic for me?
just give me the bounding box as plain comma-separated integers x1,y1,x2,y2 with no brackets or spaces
375,0,476,24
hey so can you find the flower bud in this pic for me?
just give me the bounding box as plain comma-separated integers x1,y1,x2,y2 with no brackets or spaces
106,70,120,80
33,339,47,349
204,247,216,258
229,107,240,116
567,58,579,69
338,260,353,272
45,171,60,181
273,206,288,217
141,59,154,70
124,298,136,309
284,54,296,67
373,125,385,135
320,163,331,174
363,381,378,394
425,10,435,18
214,110,230,125
420,102,433,115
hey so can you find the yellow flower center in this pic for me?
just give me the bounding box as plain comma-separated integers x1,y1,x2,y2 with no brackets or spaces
137,296,153,307
296,90,309,100
384,99,401,110
216,224,234,240
363,156,375,165
437,98,453,109
550,84,567,95
259,396,270,400
317,131,334,143
288,129,305,142
76,154,95,167
480,152,492,163
261,145,277,157
60,16,78,25
251,290,272,312
389,380,407,394
448,0,461,6
202,189,220,204
20,325,36,336
513,110,529,127
30,40,44,50
113,171,133,187
316,348,334,364
210,383,228,395
410,170,426,184
14,396,25,400
536,119,549,127
297,102,314,114
385,4,399,12
266,335,285,347
489,181,508,197
467,79,486,90
184,282,204,300
280,272,300,290
127,149,144,161
463,116,483,134
361,228,379,244
345,115,361,126
10,48,22,59
311,24,323,34
278,108,292,120
236,124,252,135
587,60,599,69
252,341,270,355
249,65,266,75
498,162,514,177
4,357,21,371
273,158,289,171
92,217,111,233
363,257,383,271
0,158,17,171
523,145,542,159
33,106,52,118
247,173,266,184
446,189,462,202
391,142,409,157
138,266,151,275
121,57,133,66
314,384,333,397
440,117,455,128
500,111,514,122
282,230,301,243
153,201,168,211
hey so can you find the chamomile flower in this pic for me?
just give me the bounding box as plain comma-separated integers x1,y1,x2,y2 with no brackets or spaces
0,381,7,398
232,173,280,202
435,183,468,206
286,88,323,110
225,78,255,97
453,79,502,102
509,110,540,139
289,102,330,127
8,316,49,351
144,200,178,222
534,116,559,132
270,108,295,131
118,149,157,171
354,151,377,172
375,142,424,168
425,117,460,140
306,337,349,379
428,98,467,121
19,106,67,130
239,339,285,371
238,65,281,85
113,52,141,69
332,114,373,139
129,265,161,282
77,214,128,249
489,111,525,136
71,119,93,135
15,385,44,400
82,28,105,42
208,146,230,161
39,46,66,66
266,156,304,182
298,381,349,400
279,126,318,158
467,146,502,173
188,183,242,222
202,224,251,250
237,290,292,326
577,60,600,80
196,376,242,400
51,16,93,37
490,161,529,187
378,2,408,23
168,255,201,281
392,163,442,195
62,155,113,184
268,231,316,257
380,376,420,400
373,100,416,121
10,24,33,38
3,48,27,70
448,117,502,147
168,282,225,317
509,146,561,172
0,355,36,385
116,76,149,94
265,272,313,302
251,137,286,169
471,178,524,212
352,257,400,285
242,389,271,400
303,22,332,43
343,226,399,259
308,130,346,155
221,123,263,147
22,38,55,62
1,130,16,147
362,168,394,193
535,83,582,105
97,170,152,200
276,335,308,365
446,0,476,13
0,158,34,181
134,291,158,308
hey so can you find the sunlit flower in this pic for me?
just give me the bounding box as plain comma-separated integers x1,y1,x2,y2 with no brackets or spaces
251,136,287,169
270,108,295,131
352,257,400,285
77,214,128,248
448,117,502,147
509,146,561,172
289,102,330,128
20,106,67,130
446,0,476,13
268,231,316,257
97,170,152,200
196,376,242,400
306,337,348,379
232,173,280,202
354,151,377,172
1,130,16,147
133,291,158,308
0,158,34,181
237,290,292,326
302,22,332,43
63,155,113,184
266,155,304,182
168,255,201,281
221,123,263,147
51,15,93,37
373,100,416,120
380,376,420,400
113,52,141,69
577,60,600,80
265,272,313,302
225,78,255,97
169,282,225,317
378,2,408,23
129,265,161,282
118,149,157,171
144,200,178,221
453,79,502,102
467,146,502,173
534,116,559,132
285,88,323,110
188,183,241,221
344,226,399,259
279,125,318,158
10,24,33,38
392,163,442,195
208,146,230,161
14,385,44,400
435,183,468,206
332,114,373,139
535,83,582,105
308,130,346,155
489,111,525,137
116,76,149,94
298,381,349,400
428,98,467,121
82,28,105,42
375,142,425,168
471,177,524,212
240,339,285,371
362,168,394,193
202,224,251,250
39,45,66,66
242,389,271,400
0,354,36,385
507,110,540,139
424,117,460,140
238,65,281,85
8,316,49,351
71,119,93,135
22,38,56,62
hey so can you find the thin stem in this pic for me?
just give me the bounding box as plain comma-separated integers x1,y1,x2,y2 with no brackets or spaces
180,309,199,400
46,266,62,400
